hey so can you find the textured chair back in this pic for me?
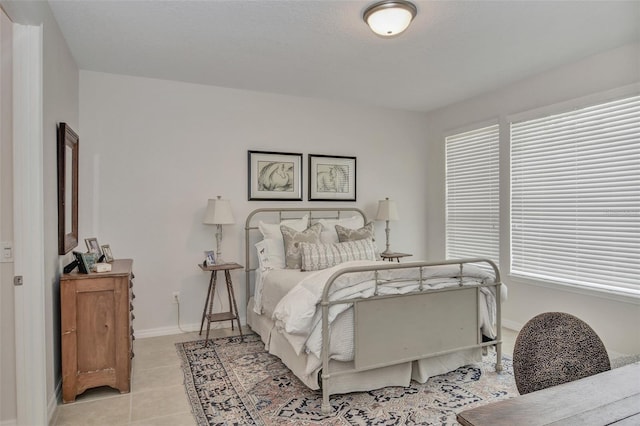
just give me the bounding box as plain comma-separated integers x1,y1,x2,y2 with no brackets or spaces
513,312,611,395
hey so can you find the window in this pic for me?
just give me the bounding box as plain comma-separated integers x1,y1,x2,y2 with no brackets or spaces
511,94,640,292
446,124,500,268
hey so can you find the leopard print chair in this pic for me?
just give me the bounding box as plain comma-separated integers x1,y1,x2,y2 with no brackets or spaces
513,312,611,395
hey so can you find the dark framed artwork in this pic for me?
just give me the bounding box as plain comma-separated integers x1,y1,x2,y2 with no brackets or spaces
248,150,303,201
57,123,79,254
308,154,356,201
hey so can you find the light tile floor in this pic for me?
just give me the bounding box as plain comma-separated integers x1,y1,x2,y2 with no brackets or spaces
51,327,519,426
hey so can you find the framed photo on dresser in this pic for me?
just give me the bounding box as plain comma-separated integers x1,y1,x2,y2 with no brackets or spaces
72,251,90,274
101,245,114,262
85,237,101,255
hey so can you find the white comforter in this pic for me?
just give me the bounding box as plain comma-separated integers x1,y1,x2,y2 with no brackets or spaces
272,260,504,371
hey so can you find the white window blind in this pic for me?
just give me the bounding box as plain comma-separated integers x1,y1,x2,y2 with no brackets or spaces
511,94,640,292
446,124,500,268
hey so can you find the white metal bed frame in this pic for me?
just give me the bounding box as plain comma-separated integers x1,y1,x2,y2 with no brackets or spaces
245,207,503,414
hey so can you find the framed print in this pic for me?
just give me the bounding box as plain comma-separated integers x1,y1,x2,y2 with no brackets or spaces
308,154,356,201
101,244,114,262
85,237,101,255
248,150,303,201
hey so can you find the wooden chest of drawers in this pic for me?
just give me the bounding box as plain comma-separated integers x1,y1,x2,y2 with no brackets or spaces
60,259,135,403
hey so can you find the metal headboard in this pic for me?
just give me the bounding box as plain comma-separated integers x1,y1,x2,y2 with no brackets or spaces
244,207,368,306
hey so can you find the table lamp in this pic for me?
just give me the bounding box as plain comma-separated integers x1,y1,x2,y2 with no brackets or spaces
376,197,399,255
203,196,235,264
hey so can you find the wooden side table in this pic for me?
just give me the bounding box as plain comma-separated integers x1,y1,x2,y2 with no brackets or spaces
380,252,412,263
198,262,244,346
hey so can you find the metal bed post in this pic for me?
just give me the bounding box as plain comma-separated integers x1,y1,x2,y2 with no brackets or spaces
486,258,503,373
320,298,331,414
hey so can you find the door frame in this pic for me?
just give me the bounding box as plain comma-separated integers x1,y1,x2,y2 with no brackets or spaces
13,22,47,426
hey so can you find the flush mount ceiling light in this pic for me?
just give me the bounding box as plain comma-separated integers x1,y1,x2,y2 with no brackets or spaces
363,0,417,37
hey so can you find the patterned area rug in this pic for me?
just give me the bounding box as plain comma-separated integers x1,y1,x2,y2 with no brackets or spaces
176,334,517,425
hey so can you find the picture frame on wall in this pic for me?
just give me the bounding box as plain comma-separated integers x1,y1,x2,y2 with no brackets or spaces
57,122,79,255
248,150,303,201
308,154,356,201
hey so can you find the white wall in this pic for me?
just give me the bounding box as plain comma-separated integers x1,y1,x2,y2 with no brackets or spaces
79,71,429,335
424,43,640,354
42,12,80,416
0,0,79,422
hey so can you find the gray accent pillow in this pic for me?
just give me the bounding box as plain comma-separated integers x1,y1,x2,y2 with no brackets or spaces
281,223,322,269
336,222,375,243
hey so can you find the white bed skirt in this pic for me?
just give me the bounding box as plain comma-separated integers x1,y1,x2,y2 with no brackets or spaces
247,297,481,394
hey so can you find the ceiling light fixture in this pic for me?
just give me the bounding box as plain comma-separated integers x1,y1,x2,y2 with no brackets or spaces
363,0,417,37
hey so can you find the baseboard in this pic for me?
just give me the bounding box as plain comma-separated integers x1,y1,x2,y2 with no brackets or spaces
48,378,61,425
500,319,631,360
0,379,59,426
134,321,232,339
135,299,247,339
138,319,519,339
608,349,629,359
501,318,523,332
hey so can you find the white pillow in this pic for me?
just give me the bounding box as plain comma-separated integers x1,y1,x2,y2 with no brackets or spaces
258,214,308,240
300,238,378,271
257,215,308,269
255,238,287,270
255,240,272,271
317,215,365,244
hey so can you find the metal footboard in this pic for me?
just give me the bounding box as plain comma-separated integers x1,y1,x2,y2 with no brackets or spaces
319,258,502,414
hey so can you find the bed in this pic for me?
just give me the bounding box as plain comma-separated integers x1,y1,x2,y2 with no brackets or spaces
244,207,505,414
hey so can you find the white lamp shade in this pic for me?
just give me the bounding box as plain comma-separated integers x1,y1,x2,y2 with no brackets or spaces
364,1,417,37
203,197,235,225
376,198,399,221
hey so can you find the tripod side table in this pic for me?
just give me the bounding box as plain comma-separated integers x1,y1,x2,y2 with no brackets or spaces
198,262,243,346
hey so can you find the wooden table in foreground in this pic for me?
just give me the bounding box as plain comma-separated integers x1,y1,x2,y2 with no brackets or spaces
457,362,640,426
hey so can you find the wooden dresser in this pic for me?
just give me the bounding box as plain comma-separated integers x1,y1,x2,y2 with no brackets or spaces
60,259,135,403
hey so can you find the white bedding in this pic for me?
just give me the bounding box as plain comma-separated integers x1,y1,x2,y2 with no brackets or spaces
269,260,506,373
253,267,312,316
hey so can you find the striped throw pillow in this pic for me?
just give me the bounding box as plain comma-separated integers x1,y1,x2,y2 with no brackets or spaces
300,238,378,271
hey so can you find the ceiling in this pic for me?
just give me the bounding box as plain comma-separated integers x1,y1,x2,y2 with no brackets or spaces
48,0,640,113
